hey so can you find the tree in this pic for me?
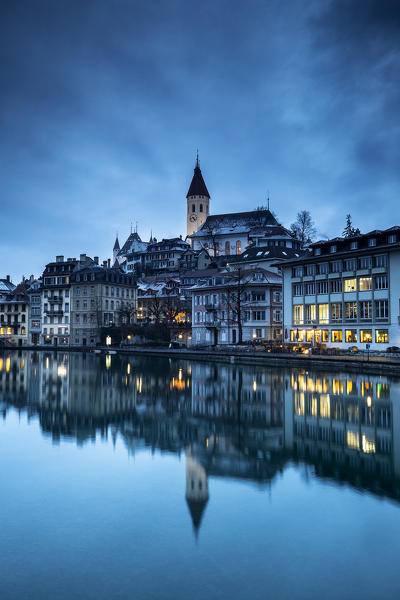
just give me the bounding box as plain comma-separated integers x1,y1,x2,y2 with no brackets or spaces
342,214,361,238
290,210,316,247
224,267,252,344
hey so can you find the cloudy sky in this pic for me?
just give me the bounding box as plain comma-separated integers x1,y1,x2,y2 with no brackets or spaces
1,0,399,280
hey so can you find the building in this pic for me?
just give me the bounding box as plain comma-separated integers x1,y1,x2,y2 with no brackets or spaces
41,255,79,346
137,276,189,325
69,257,137,347
191,267,283,345
186,155,210,238
27,278,42,345
0,279,30,346
189,208,301,259
280,226,400,350
126,237,191,275
116,230,149,269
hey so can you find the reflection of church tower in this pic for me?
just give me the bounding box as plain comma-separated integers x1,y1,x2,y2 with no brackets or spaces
186,154,210,239
185,449,209,537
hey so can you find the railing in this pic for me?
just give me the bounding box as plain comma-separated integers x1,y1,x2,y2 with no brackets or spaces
205,303,218,311
45,309,64,315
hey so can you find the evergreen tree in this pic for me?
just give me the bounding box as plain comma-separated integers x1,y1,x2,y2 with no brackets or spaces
343,214,360,237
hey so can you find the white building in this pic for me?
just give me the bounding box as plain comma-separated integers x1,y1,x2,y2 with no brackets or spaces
280,227,400,350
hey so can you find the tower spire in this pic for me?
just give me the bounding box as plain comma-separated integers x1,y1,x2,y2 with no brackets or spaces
196,149,199,168
267,190,270,211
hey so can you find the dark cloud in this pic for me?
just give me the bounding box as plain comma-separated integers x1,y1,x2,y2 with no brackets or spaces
1,0,399,279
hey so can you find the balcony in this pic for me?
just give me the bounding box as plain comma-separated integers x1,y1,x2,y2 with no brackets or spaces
45,309,64,316
48,296,62,303
205,319,221,329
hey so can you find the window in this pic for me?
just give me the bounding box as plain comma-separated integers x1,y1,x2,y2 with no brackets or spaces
345,302,357,320
65,303,69,312
317,281,328,294
76,287,80,296
368,238,376,247
314,248,321,256
305,304,316,323
330,261,342,273
236,241,241,255
330,279,342,293
304,282,315,295
75,300,80,309
273,309,282,322
252,311,265,321
225,241,230,255
350,241,358,250
344,258,357,271
306,264,316,276
375,300,388,320
318,304,329,324
376,329,389,343
388,234,397,243
331,303,342,321
344,278,357,292
331,330,343,342
199,204,203,212
192,204,195,213
293,266,303,277
293,284,303,296
293,305,304,324
360,301,372,319
360,330,372,343
375,255,387,268
359,277,372,291
345,330,357,343
330,245,337,253
359,256,372,269
273,291,281,302
318,263,329,274
375,275,388,289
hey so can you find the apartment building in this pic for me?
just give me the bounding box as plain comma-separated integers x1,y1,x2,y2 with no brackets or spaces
280,227,400,350
191,267,283,345
0,279,30,346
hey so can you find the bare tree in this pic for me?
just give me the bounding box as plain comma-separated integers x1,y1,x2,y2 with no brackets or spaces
146,293,164,325
224,267,252,344
290,210,316,247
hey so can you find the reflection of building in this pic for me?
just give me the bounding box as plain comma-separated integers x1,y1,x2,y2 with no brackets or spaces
285,371,400,487
185,449,209,536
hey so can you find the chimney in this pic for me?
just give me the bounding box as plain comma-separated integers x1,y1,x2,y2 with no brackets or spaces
6,275,10,282
94,256,99,265
56,255,64,263
103,260,107,268
80,253,86,263
107,258,111,268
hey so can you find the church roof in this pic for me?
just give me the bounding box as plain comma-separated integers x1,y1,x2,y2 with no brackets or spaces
190,209,279,238
113,236,120,251
119,232,143,255
186,160,210,198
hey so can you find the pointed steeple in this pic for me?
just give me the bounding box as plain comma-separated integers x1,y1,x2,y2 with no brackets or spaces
113,234,120,251
186,154,210,198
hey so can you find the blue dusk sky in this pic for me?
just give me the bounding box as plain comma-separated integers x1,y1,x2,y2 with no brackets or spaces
1,0,399,281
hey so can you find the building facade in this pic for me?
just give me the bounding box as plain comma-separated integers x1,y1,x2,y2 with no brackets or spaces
70,259,137,346
191,267,283,345
186,156,210,238
0,279,30,346
280,227,400,350
27,278,42,345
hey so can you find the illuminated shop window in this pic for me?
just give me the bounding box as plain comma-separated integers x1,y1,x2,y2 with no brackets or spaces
331,330,343,342
375,329,389,343
345,329,357,343
344,278,357,292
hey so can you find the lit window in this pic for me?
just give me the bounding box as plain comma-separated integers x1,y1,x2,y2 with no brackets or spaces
318,304,329,324
293,305,304,325
360,330,372,343
345,302,357,320
236,241,241,255
345,329,357,343
375,329,389,343
331,330,343,342
359,277,372,291
305,304,316,323
225,241,230,255
344,278,357,292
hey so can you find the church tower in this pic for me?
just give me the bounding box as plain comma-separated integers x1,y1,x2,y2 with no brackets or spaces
186,154,210,238
185,448,209,538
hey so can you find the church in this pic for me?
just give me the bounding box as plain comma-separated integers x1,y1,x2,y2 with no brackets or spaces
185,157,302,261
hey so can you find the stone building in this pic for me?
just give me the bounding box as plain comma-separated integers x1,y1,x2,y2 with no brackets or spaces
0,278,30,346
69,258,137,346
27,278,42,345
186,155,210,238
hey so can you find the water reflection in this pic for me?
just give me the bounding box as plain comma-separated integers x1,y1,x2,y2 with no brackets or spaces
1,350,400,533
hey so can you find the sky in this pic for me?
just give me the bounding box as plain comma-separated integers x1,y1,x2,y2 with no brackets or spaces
1,0,399,281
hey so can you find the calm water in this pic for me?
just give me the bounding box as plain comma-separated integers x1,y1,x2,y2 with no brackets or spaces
1,351,400,600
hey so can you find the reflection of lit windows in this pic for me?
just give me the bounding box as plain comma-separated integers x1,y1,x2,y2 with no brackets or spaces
294,392,305,415
362,435,375,454
332,379,343,395
347,430,359,450
320,394,330,419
